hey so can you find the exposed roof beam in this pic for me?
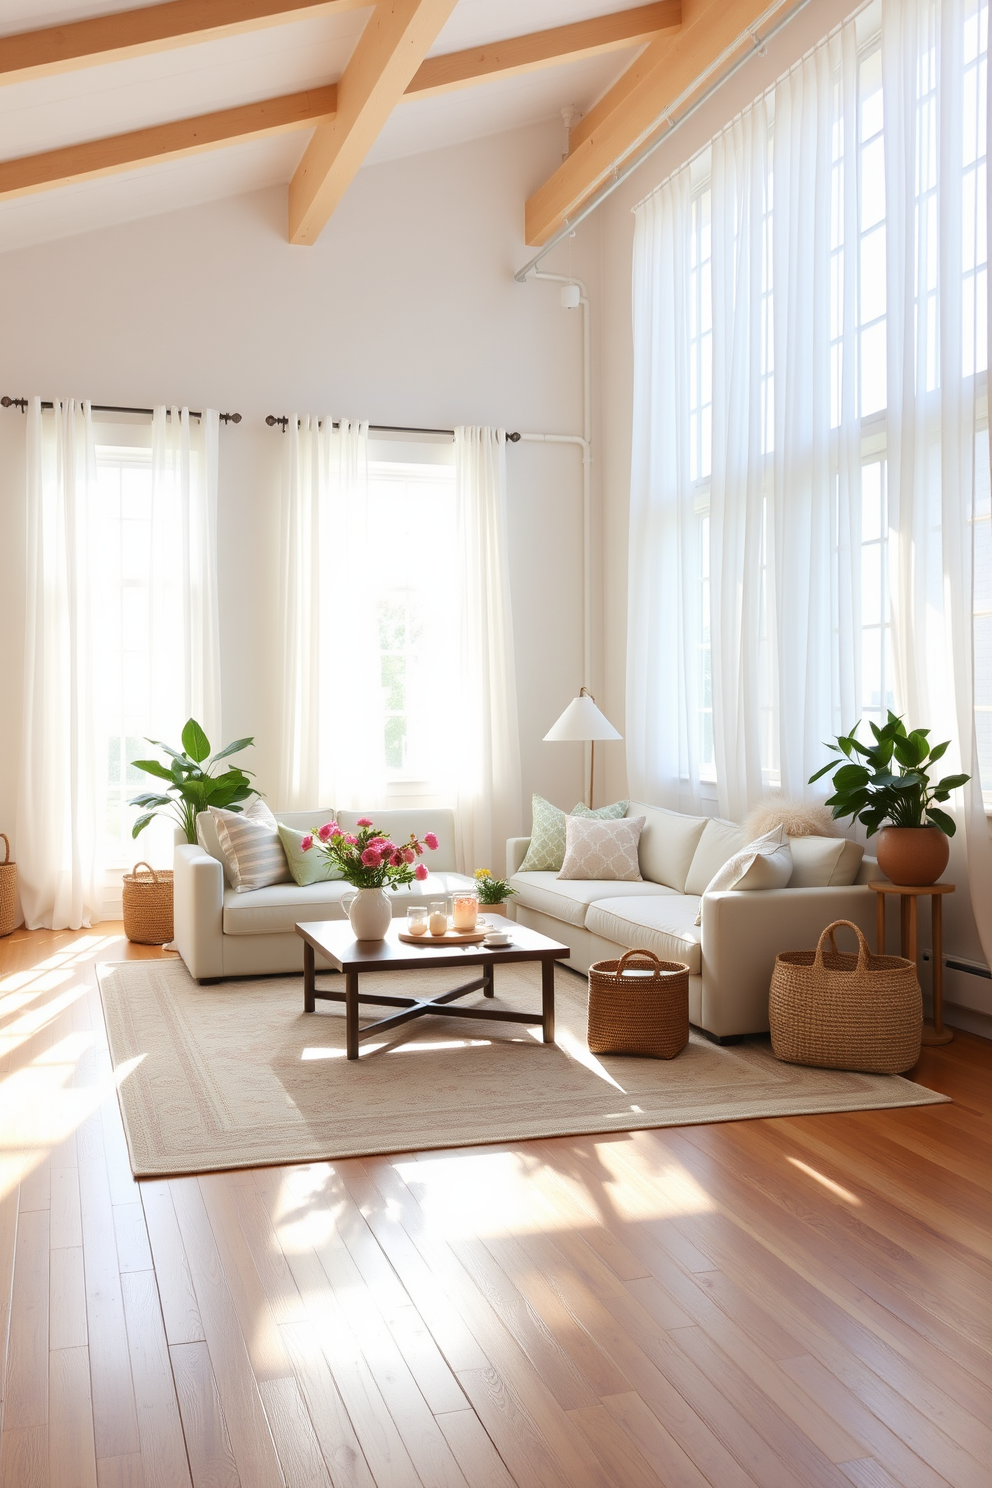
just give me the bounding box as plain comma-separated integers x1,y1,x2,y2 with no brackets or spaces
0,4,685,207
0,0,366,86
288,0,459,246
406,2,681,100
525,0,788,246
0,87,336,200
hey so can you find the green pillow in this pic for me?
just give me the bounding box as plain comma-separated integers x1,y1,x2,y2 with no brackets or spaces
518,795,629,873
277,824,344,886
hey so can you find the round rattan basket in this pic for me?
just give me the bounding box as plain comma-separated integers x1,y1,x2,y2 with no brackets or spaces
587,948,690,1059
769,919,922,1074
0,833,17,938
122,861,174,946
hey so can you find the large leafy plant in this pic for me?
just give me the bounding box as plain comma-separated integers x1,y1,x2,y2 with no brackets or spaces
809,711,969,837
129,718,256,844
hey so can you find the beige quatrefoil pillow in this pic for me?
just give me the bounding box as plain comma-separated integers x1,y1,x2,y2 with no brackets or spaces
557,815,646,881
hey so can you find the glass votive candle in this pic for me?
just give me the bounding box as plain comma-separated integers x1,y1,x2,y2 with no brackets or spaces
451,890,480,931
406,907,429,936
428,901,449,936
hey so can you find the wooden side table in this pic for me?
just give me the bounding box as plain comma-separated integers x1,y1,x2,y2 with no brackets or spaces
869,881,955,1046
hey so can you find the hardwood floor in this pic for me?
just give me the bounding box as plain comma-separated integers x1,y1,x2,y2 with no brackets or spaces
0,926,988,1488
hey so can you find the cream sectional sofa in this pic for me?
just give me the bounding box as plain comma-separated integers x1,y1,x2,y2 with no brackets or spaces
507,801,881,1041
174,807,475,982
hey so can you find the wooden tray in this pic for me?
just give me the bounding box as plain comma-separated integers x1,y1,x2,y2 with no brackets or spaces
398,927,488,946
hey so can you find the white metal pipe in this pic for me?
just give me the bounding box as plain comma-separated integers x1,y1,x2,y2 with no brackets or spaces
517,271,593,692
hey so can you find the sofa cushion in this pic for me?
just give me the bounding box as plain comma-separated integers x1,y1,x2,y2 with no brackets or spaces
627,801,708,890
684,818,746,895
211,799,292,892
788,835,864,886
277,823,343,886
558,816,645,881
222,871,475,935
518,795,629,873
509,871,675,928
585,896,703,976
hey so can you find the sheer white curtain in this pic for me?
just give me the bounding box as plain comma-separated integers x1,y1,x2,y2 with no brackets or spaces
278,417,385,810
18,400,102,929
150,407,223,743
882,0,992,965
18,401,223,928
453,428,522,871
629,24,862,821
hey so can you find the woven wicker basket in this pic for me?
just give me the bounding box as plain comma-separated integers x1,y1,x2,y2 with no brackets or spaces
587,949,690,1059
770,919,922,1075
122,862,174,946
0,834,17,938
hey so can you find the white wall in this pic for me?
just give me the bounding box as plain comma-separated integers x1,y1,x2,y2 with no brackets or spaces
0,120,601,883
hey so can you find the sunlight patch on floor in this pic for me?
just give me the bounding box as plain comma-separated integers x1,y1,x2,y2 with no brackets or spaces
272,1161,348,1253
590,1143,717,1219
396,1150,580,1238
301,1038,493,1060
787,1155,862,1205
551,1027,627,1091
0,981,90,1058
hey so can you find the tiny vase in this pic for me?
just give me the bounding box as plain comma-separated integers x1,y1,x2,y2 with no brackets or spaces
344,887,391,940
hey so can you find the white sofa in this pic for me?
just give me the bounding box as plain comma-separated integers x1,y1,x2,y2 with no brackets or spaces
507,801,882,1041
174,807,475,982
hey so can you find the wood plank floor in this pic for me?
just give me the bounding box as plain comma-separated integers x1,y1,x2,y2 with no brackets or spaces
0,926,988,1488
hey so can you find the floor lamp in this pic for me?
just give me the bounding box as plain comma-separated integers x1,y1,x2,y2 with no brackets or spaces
543,688,622,808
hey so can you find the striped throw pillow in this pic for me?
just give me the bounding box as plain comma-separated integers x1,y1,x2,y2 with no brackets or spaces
210,799,291,893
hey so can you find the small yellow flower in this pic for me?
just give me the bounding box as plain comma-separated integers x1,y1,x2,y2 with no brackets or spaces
474,868,491,879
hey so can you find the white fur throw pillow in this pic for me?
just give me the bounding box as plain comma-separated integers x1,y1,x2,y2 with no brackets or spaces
694,825,793,923
743,798,837,840
557,815,646,881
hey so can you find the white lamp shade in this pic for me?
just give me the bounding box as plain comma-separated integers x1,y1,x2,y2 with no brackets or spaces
543,694,623,743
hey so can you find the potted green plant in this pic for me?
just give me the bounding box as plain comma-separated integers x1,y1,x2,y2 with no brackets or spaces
128,718,257,845
809,711,969,885
473,868,517,917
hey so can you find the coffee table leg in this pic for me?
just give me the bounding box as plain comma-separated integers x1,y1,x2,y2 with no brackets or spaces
483,963,495,998
542,960,555,1044
303,942,315,1013
346,971,360,1061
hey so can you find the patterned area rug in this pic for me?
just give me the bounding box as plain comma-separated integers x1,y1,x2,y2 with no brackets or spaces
98,959,948,1178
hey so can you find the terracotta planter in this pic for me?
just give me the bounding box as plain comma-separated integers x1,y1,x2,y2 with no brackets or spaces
875,825,950,886
482,902,506,917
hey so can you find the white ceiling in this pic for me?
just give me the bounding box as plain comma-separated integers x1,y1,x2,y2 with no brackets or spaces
0,0,646,251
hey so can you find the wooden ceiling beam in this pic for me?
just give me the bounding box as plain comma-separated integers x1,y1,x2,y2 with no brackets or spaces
288,0,459,246
0,87,336,200
0,0,365,86
525,0,788,245
405,2,681,100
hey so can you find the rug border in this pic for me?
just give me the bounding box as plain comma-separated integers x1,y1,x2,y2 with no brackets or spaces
95,960,951,1182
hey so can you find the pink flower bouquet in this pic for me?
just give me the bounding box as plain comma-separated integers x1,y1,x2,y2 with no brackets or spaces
302,818,438,889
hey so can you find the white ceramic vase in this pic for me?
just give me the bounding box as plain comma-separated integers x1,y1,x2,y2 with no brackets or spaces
344,887,392,940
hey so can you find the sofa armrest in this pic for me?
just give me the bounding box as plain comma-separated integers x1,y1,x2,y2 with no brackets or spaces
507,838,531,877
699,884,878,1038
173,843,224,981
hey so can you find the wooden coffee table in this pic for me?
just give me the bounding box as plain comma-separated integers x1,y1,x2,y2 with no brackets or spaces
295,916,570,1060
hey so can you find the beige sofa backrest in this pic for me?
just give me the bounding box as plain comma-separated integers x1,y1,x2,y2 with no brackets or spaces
625,801,708,891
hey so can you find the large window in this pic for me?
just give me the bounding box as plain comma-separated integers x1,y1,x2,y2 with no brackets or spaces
679,5,989,794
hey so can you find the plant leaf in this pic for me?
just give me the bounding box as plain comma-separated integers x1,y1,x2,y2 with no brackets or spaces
208,736,254,765
131,813,156,838
131,758,175,782
808,761,836,783
145,738,186,763
934,773,970,793
833,763,871,789
926,807,956,836
928,739,950,763
127,792,172,809
181,718,211,764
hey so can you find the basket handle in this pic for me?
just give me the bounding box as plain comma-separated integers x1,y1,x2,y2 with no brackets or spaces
616,948,663,976
813,919,871,971
0,833,8,866
131,862,159,881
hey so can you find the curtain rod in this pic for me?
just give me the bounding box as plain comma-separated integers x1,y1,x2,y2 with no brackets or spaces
265,415,522,441
1,396,242,423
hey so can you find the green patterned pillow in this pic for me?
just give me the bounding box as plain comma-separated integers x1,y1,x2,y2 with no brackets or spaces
277,824,343,886
518,795,629,873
